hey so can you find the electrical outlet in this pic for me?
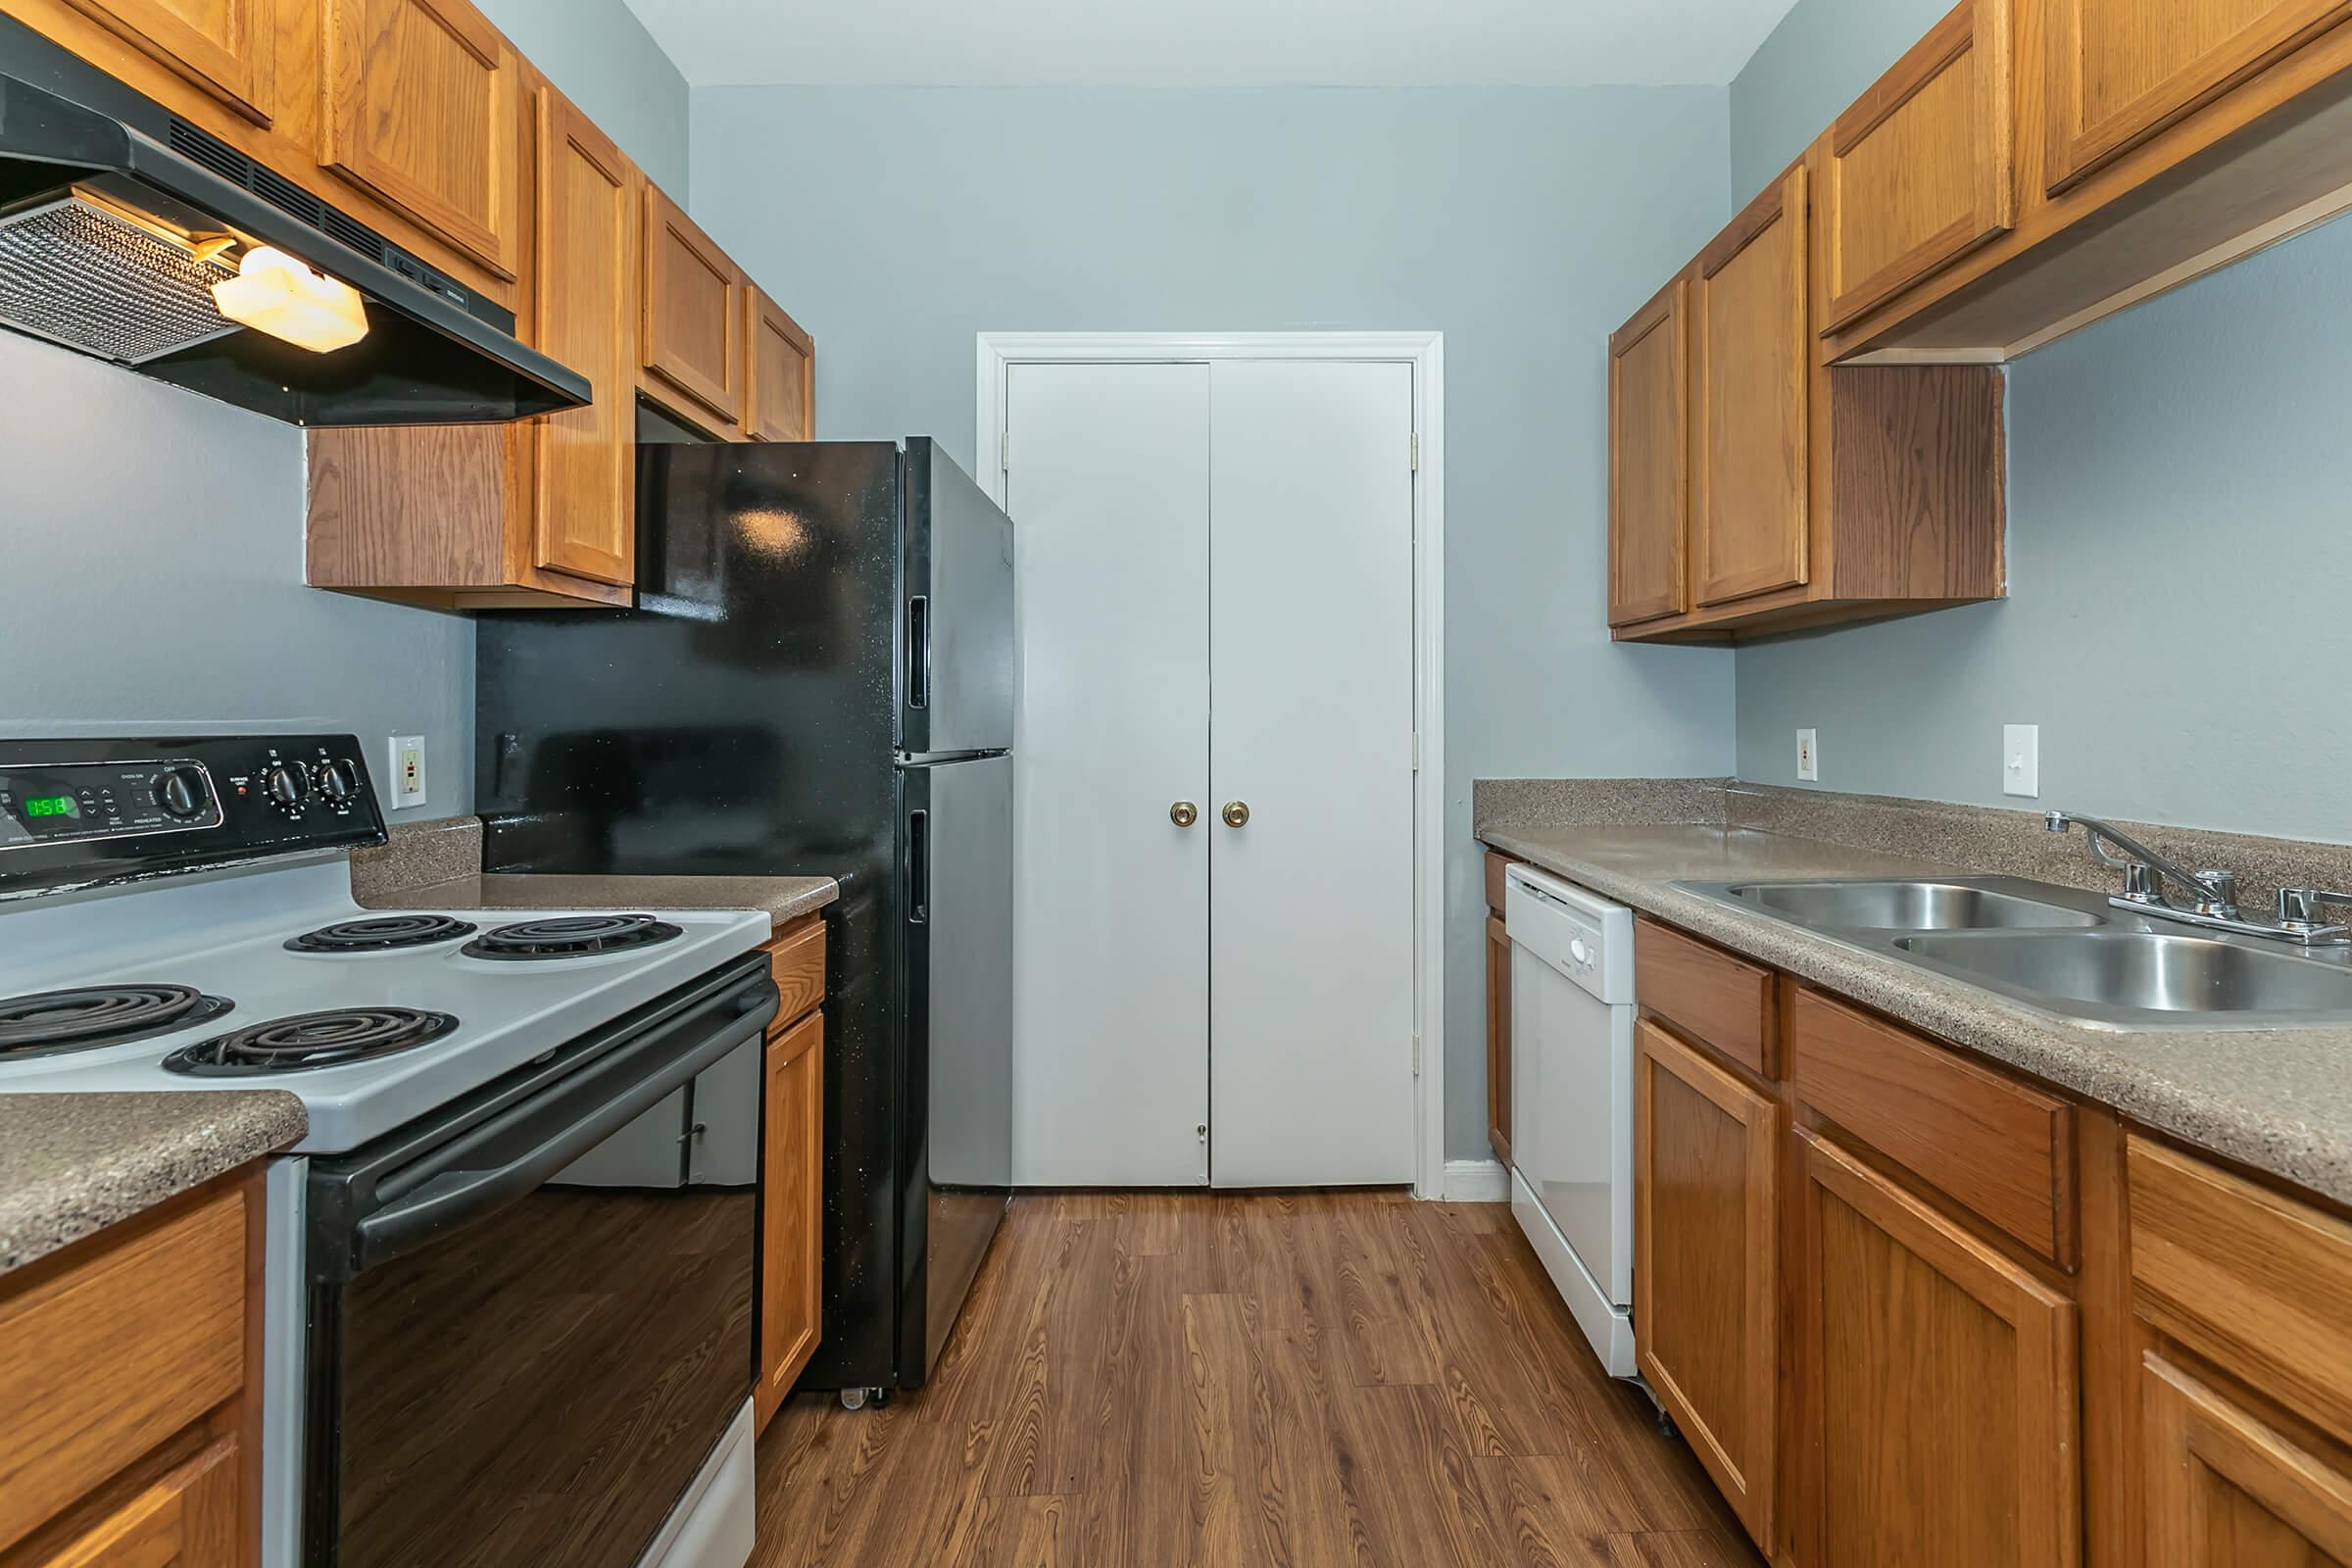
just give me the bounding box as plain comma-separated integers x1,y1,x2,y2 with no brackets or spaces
1796,728,1819,782
387,735,426,809
2003,724,2039,798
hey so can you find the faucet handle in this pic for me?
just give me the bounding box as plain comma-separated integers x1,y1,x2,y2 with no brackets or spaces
2278,888,2352,932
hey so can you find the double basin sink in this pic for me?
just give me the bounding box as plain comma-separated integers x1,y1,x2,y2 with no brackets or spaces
1674,876,2352,1029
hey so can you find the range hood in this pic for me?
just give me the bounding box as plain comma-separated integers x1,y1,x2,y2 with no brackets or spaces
0,16,588,425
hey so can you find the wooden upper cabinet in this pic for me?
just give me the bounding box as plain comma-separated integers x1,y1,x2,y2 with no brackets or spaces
642,185,746,434
2044,0,2352,193
1820,0,2015,331
1606,274,1689,627
530,87,639,587
319,0,521,279
1690,165,1809,609
744,287,814,441
60,0,275,122
1635,1018,1779,1551
2141,1354,2352,1566
1799,1131,2081,1568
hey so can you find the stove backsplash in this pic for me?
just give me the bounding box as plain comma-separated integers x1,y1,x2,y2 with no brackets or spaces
0,331,473,819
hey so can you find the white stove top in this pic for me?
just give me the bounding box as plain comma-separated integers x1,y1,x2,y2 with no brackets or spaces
0,858,772,1152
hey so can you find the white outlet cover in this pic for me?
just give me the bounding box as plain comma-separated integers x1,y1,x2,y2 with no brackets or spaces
2003,724,2039,798
1796,728,1819,782
387,735,427,809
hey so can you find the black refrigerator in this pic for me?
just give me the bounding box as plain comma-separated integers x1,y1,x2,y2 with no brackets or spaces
473,438,1015,1399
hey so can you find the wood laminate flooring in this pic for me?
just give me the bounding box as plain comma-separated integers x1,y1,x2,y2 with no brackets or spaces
753,1190,1762,1568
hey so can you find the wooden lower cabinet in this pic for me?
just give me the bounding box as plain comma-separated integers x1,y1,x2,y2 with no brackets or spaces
2141,1354,2352,1566
1485,911,1512,1166
1634,1018,1779,1550
755,911,828,1432
1798,1130,2081,1566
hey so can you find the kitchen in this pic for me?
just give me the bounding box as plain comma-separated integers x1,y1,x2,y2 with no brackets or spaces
2,0,2350,1564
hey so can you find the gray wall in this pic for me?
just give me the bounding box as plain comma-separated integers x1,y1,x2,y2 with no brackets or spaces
689,84,1740,1158
1728,0,2352,845
0,331,472,819
478,0,691,191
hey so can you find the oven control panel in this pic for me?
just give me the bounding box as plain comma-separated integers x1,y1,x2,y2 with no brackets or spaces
0,735,387,898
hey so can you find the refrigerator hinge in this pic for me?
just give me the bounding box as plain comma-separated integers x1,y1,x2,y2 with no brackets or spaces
1410,431,1420,472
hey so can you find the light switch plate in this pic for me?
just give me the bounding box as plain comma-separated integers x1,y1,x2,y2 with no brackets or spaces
2003,724,2039,798
1796,728,1819,782
387,735,427,809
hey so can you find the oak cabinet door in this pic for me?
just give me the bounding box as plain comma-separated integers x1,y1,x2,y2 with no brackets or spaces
61,0,274,122
1799,1131,2082,1568
1820,0,2015,330
757,1010,823,1429
641,186,745,434
1486,912,1512,1166
320,0,521,278
1690,167,1809,609
1634,1018,1779,1551
34,1438,240,1567
530,87,638,588
744,288,814,441
2142,1354,2352,1566
2045,0,2352,192
1607,274,1690,626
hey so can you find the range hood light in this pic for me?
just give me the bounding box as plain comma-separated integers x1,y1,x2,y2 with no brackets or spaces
211,246,368,354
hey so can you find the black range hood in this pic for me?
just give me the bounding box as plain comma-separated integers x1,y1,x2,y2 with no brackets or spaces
0,15,588,426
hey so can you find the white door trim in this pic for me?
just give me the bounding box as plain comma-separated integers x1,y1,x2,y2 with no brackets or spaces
977,330,1447,1201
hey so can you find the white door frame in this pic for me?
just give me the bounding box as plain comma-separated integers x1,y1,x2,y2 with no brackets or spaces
977,331,1447,1200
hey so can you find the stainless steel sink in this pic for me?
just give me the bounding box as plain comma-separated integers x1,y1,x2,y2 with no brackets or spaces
1892,931,2352,1023
1720,879,2105,932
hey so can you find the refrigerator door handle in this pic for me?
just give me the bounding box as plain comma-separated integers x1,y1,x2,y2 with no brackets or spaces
906,596,931,710
907,807,930,923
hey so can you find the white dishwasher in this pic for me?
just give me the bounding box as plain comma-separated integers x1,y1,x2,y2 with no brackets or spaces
1503,861,1639,1377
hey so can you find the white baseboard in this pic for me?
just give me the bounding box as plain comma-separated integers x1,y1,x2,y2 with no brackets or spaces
1441,1159,1509,1202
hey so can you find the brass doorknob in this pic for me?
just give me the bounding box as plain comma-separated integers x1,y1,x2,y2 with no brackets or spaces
1222,801,1250,829
1170,801,1199,828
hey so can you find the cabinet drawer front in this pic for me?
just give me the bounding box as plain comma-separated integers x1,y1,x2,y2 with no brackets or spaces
764,914,826,1033
1791,987,2076,1265
1821,0,2015,329
2129,1134,2352,1449
0,1187,247,1553
1635,916,1777,1077
2045,0,2352,193
1608,273,1690,626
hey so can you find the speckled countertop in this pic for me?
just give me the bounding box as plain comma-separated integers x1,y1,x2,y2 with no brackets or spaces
0,1092,305,1276
374,872,839,932
1481,821,2352,1207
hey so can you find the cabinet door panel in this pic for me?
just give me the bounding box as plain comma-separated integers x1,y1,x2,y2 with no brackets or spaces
320,0,520,278
2142,1354,2352,1566
1635,1018,1778,1550
1486,912,1513,1166
1800,1131,2081,1568
756,1011,823,1429
1822,0,2014,329
744,289,814,441
62,0,273,122
1607,274,1689,626
530,88,637,587
34,1438,240,1568
641,186,744,432
2045,0,2352,192
1691,167,1809,608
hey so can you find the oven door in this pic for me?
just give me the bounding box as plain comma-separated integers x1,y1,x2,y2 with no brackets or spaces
301,956,776,1568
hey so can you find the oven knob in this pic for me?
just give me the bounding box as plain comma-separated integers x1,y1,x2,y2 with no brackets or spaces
152,766,211,820
265,761,311,810
318,757,363,806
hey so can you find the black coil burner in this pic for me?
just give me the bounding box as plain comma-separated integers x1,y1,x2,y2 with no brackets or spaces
0,984,233,1060
163,1007,459,1075
286,914,479,954
460,914,683,961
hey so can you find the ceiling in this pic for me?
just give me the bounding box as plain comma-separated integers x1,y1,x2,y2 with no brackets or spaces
620,0,1804,89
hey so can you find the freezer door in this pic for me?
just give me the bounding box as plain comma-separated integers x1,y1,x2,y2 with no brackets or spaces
899,754,1013,1375
901,438,1015,756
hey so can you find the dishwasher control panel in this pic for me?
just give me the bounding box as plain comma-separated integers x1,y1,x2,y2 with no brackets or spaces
1502,862,1636,1004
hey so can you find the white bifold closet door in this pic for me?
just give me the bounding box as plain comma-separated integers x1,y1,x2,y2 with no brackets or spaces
1006,357,1415,1188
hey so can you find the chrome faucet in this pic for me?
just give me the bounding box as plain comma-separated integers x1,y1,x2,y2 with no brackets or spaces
2045,811,2241,918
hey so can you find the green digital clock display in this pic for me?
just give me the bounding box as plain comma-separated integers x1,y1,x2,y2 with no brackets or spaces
23,796,77,819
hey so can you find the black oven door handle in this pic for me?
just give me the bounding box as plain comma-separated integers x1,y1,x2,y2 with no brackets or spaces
349,975,778,1273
